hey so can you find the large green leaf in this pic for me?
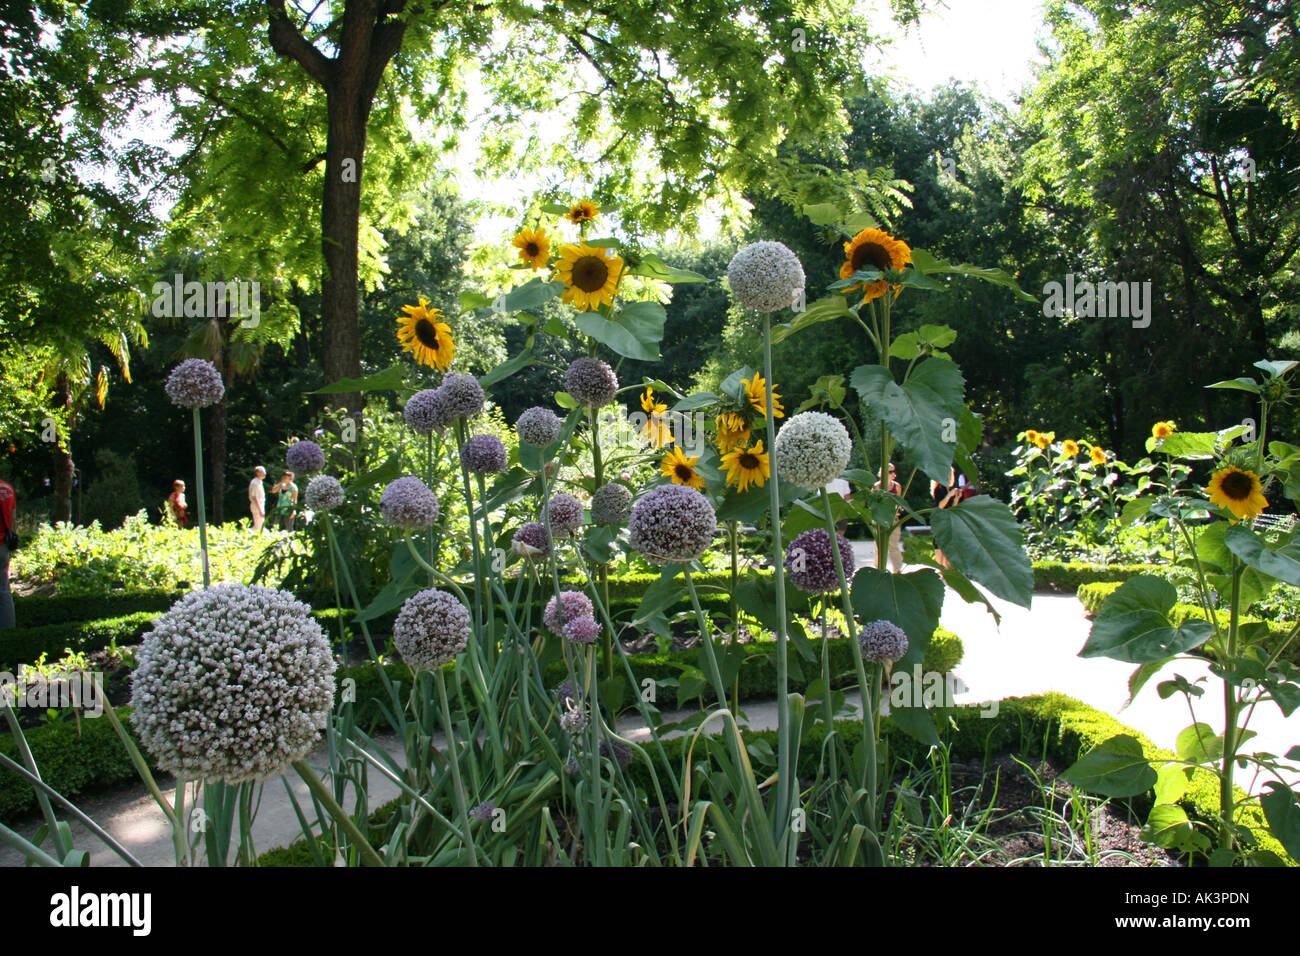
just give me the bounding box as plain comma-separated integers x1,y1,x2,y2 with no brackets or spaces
850,568,944,669
929,495,1033,607
497,278,563,313
573,302,665,361
1144,430,1218,458
1260,783,1300,861
770,295,855,344
1061,734,1157,797
1081,575,1214,663
630,566,686,626
1175,722,1223,763
907,248,1037,302
480,349,537,387
314,364,406,394
850,358,965,483
1224,524,1300,588
1141,804,1209,852
627,253,706,283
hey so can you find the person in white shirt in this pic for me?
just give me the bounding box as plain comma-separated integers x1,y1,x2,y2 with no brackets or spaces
249,466,267,532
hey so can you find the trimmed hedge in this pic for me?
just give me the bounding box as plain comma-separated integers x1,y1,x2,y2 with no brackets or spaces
257,692,1295,866
1032,561,1165,592
11,591,184,628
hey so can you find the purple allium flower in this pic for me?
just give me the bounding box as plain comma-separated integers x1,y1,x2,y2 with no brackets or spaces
441,372,485,420
553,680,583,705
628,484,717,564
393,588,471,670
380,476,440,530
512,521,549,557
404,388,452,435
516,406,562,447
460,433,507,475
599,737,633,769
785,528,856,594
304,475,345,512
562,615,601,645
469,801,496,822
591,482,632,526
774,412,852,489
129,583,335,784
858,620,910,664
565,357,618,408
164,358,225,409
543,591,594,635
352,410,364,418
726,241,806,313
544,491,584,535
286,439,326,475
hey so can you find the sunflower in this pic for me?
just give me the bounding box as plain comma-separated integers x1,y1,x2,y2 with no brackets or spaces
720,439,769,493
1034,430,1055,451
1089,445,1108,466
556,242,623,312
661,447,705,490
839,228,913,303
716,412,751,453
396,298,455,371
1152,420,1177,440
1062,439,1080,458
1207,465,1269,522
741,372,784,419
566,200,599,225
1024,429,1042,447
512,227,551,270
640,387,674,448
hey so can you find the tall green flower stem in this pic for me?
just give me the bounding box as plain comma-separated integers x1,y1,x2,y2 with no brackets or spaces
291,759,386,867
434,668,479,866
1219,558,1243,852
819,486,881,861
683,567,732,714
454,421,487,637
425,432,436,585
761,311,795,861
588,406,614,679
191,407,211,588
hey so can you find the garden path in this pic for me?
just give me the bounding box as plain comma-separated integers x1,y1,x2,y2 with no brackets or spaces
1,545,1295,866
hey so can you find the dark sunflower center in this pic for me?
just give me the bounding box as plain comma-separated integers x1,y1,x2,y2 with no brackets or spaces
850,242,892,274
573,256,609,293
1221,471,1253,500
414,319,442,350
675,464,693,482
525,242,540,256
739,453,760,470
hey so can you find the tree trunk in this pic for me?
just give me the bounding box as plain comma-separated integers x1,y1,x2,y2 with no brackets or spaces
322,91,366,413
50,373,74,525
209,396,228,525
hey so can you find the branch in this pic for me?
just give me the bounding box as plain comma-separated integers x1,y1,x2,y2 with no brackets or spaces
266,0,334,88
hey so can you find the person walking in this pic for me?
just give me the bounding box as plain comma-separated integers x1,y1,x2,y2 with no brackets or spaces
931,466,963,568
270,471,298,531
166,479,189,527
874,463,905,573
0,476,15,629
249,465,267,532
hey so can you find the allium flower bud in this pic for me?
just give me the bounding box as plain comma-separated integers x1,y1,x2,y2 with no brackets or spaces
393,588,471,670
628,484,717,564
858,620,909,664
590,482,632,526
286,440,326,475
380,476,440,529
405,388,452,435
304,475,345,512
786,528,855,594
565,357,618,408
512,521,549,557
129,584,335,783
165,358,225,409
516,406,562,447
726,241,805,313
774,411,852,489
562,615,601,645
460,433,507,475
441,372,485,420
543,590,594,635
544,491,584,535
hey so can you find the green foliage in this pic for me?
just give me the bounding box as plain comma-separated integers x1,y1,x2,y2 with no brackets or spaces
1032,560,1166,592
12,511,297,596
13,590,182,628
0,612,161,671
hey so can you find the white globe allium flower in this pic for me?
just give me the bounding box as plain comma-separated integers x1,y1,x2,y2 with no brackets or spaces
129,584,336,784
304,475,345,512
726,241,805,313
393,588,471,670
773,411,852,489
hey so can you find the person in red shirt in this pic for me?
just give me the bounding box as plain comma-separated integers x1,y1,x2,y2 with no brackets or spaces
0,478,15,629
166,479,189,527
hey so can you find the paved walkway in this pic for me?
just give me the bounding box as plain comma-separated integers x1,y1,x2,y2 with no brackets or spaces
2,547,1296,866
